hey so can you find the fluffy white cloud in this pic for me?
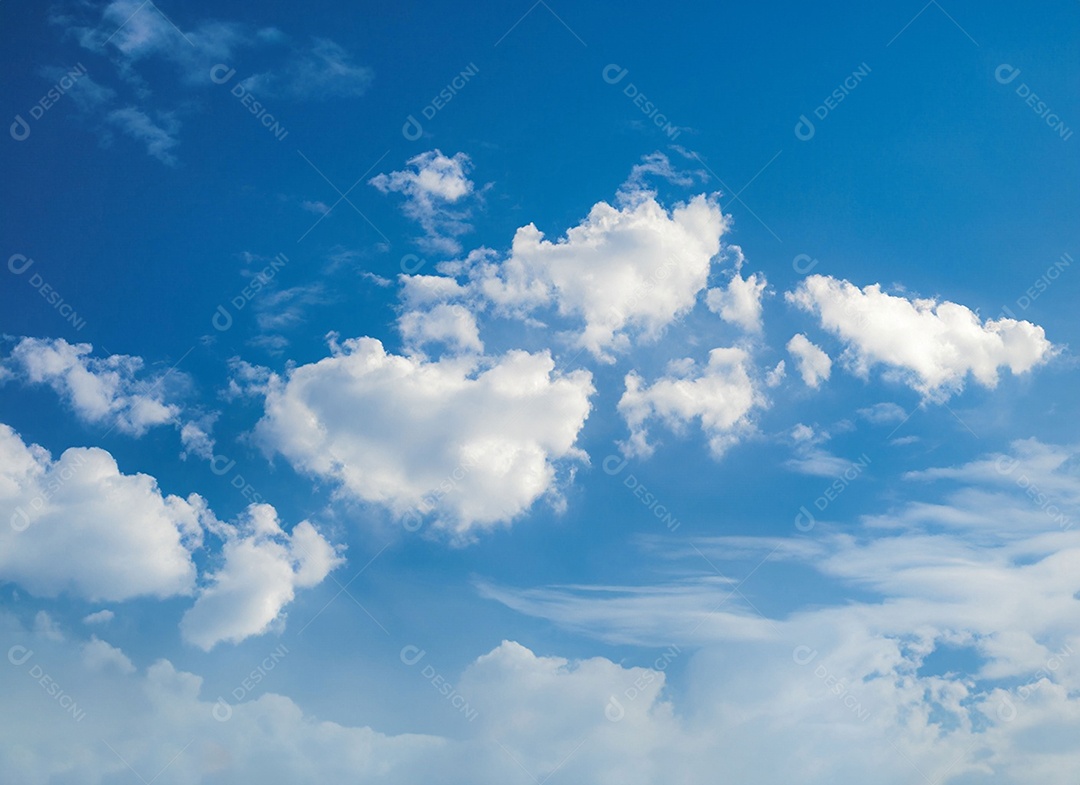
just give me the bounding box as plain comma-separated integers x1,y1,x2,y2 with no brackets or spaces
456,192,728,361
4,337,181,436
787,275,1055,398
0,422,203,601
180,504,342,651
255,336,593,538
786,333,832,388
618,347,763,458
705,247,767,333
399,304,483,354
370,150,475,254
0,423,337,646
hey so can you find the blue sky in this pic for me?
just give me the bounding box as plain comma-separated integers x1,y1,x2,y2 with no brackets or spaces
1,1,1079,782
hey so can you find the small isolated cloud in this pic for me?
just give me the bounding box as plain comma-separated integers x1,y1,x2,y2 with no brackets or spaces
618,347,764,458
105,107,180,165
180,504,342,651
82,636,135,673
857,402,908,424
255,336,594,538
82,610,115,625
240,38,373,99
370,150,476,254
786,333,832,389
3,337,182,436
457,192,728,361
787,275,1055,399
179,420,216,460
706,247,767,333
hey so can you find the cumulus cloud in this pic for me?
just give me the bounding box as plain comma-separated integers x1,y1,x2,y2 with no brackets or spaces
618,347,763,458
0,423,338,646
786,333,832,388
180,504,342,651
370,150,476,254
787,275,1055,399
705,246,767,333
3,337,181,436
0,422,203,601
255,336,594,538
399,304,484,355
455,192,728,361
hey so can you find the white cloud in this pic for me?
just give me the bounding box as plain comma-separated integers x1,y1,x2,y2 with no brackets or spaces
857,402,908,424
399,304,484,355
180,504,342,651
0,423,338,646
786,333,832,388
4,337,181,436
106,107,181,165
0,422,203,601
787,275,1055,399
240,38,373,99
370,150,475,254
179,421,216,460
456,192,728,361
82,636,135,673
255,336,594,538
705,246,767,333
82,610,115,625
618,347,764,458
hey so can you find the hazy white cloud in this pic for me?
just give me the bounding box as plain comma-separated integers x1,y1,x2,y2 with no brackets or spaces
180,504,342,651
787,275,1055,399
106,107,180,165
371,150,475,254
240,38,372,99
82,609,115,625
255,336,594,538
786,333,832,388
618,347,763,458
4,337,181,436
